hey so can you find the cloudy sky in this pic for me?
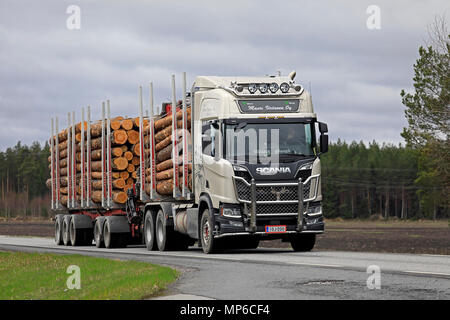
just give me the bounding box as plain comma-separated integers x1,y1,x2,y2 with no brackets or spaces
0,0,448,150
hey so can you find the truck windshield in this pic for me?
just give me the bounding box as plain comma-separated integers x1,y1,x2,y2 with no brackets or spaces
224,122,316,164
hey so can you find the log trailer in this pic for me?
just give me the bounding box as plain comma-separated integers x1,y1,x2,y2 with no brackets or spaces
49,71,328,253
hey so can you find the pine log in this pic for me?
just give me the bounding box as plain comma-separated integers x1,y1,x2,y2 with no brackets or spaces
91,172,103,180
156,144,172,162
155,135,172,152
127,130,139,145
113,178,126,189
126,163,135,173
91,190,127,204
112,147,123,157
75,121,88,134
111,120,121,131
112,130,128,145
113,191,127,204
121,119,134,131
123,151,133,161
126,178,133,186
90,123,103,137
112,172,120,179
154,108,191,132
120,171,130,180
131,157,140,166
112,157,128,171
132,143,140,156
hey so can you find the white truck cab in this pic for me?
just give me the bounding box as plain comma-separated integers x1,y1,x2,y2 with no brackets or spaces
188,73,329,253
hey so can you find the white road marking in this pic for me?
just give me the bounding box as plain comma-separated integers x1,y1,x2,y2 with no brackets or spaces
403,270,450,277
289,262,342,268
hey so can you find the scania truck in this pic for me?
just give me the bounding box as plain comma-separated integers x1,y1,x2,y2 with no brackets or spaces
49,70,328,253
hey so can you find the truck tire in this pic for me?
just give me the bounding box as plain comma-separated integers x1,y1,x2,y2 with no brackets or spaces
155,210,175,251
144,211,157,251
103,217,128,249
62,215,72,246
200,209,222,254
54,214,64,245
69,215,93,246
94,218,106,248
290,234,316,252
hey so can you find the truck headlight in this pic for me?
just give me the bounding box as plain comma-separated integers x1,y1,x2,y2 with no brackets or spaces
307,205,322,216
280,82,290,93
269,82,279,93
259,83,268,93
299,162,313,171
248,83,257,94
221,207,241,218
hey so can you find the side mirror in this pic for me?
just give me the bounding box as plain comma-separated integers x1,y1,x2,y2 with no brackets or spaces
319,122,328,134
320,134,328,154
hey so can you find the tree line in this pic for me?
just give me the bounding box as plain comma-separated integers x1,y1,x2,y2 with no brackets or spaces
321,140,447,219
0,139,447,219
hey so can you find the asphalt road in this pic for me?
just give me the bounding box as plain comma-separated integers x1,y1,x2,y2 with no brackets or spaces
0,235,449,300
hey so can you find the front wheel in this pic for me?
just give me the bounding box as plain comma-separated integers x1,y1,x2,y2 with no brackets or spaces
290,234,316,252
200,209,222,254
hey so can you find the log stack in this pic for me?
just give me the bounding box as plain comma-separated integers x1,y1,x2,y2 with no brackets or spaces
47,116,148,206
143,106,192,196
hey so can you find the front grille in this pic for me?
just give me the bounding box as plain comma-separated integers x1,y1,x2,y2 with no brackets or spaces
256,203,298,215
256,185,298,202
234,177,314,203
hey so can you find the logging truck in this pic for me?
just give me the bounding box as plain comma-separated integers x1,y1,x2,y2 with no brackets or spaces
48,71,328,253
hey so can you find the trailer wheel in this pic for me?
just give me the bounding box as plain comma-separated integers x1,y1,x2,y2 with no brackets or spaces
144,211,157,251
69,215,93,246
54,214,64,245
103,218,127,249
200,209,222,254
62,215,72,246
94,218,105,248
290,234,316,252
155,210,174,251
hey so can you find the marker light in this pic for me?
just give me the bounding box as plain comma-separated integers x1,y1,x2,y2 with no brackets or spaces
248,83,257,94
294,85,302,92
235,85,243,92
280,82,290,93
259,83,268,93
269,83,279,93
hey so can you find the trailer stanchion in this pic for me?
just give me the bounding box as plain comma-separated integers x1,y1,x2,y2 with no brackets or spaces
50,118,55,210
101,102,106,208
81,107,85,207
149,82,157,200
71,111,76,208
171,74,181,199
67,112,72,209
106,100,112,208
139,86,149,201
181,72,190,199
55,116,60,209
86,106,92,207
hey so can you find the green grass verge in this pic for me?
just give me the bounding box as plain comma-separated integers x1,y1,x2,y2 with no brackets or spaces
0,251,178,300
